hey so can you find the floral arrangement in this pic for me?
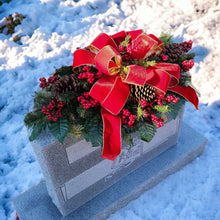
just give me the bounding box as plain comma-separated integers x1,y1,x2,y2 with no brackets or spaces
24,30,199,161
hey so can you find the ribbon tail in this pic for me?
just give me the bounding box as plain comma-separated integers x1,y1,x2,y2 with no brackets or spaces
101,108,121,161
168,85,199,110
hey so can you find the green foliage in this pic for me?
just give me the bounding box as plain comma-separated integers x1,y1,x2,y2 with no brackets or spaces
29,121,46,141
120,35,131,47
168,97,185,119
84,123,103,147
24,110,47,128
69,124,84,138
139,123,156,142
154,105,170,113
134,59,156,68
48,118,69,143
180,52,195,62
58,91,78,103
33,90,54,110
24,111,48,141
159,32,173,46
136,106,145,120
122,129,133,146
179,72,192,86
54,66,73,77
160,112,168,123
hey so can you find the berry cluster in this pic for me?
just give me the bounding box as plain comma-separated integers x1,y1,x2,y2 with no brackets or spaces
78,66,102,84
126,42,138,54
150,114,164,128
179,40,193,53
119,40,138,62
41,97,64,121
161,55,168,61
181,59,194,72
77,92,99,109
120,109,136,128
140,99,165,128
139,93,179,128
155,93,179,106
39,76,59,89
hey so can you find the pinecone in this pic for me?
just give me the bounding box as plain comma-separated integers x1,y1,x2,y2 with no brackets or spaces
164,43,183,63
52,74,80,96
129,84,156,103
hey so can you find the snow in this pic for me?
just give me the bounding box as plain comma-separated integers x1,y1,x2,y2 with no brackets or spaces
0,0,219,219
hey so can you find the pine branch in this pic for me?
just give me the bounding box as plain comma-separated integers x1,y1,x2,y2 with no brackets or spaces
139,123,156,142
54,66,73,77
33,90,54,110
180,52,195,62
24,110,47,128
84,122,103,147
168,97,185,119
69,124,84,138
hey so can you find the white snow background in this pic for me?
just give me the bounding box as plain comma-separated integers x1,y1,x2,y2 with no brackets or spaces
0,0,220,219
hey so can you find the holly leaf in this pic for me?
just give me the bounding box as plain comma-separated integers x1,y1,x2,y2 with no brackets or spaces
29,122,44,141
48,118,69,143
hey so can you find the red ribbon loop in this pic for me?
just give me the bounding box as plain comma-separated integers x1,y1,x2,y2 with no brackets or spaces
90,33,118,51
90,75,130,115
73,49,96,68
124,65,148,86
131,33,158,60
95,46,122,75
146,67,171,93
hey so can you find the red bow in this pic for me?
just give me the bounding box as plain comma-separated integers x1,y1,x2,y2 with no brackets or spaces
73,30,199,161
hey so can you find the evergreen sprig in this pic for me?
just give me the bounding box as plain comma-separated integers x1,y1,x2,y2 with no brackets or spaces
159,32,173,46
120,35,131,47
168,96,185,119
139,123,156,142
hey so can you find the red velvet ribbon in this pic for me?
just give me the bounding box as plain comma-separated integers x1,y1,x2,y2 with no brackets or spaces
73,30,199,160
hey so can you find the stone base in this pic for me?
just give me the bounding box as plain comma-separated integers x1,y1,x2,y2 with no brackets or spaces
29,107,185,216
13,122,207,220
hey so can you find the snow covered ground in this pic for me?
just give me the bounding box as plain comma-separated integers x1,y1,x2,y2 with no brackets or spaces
0,0,219,219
